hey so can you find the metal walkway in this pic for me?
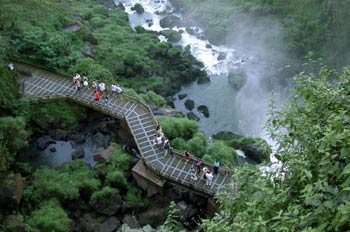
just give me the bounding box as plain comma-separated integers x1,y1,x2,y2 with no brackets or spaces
15,60,232,196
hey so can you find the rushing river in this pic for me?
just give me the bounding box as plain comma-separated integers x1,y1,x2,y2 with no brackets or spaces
116,0,280,140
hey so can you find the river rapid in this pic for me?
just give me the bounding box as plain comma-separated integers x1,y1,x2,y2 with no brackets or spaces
115,0,284,142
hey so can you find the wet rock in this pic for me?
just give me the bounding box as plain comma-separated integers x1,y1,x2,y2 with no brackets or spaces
185,27,196,35
79,213,99,232
228,69,247,91
0,174,24,210
217,52,226,61
69,133,86,144
138,208,166,227
160,15,181,28
122,215,141,229
96,216,121,232
154,107,182,116
94,145,116,163
234,143,269,163
72,147,85,160
122,202,145,214
197,105,209,118
177,202,198,222
197,75,210,84
184,99,194,111
212,131,242,140
206,44,212,48
132,3,144,14
178,93,187,100
92,191,122,216
186,112,200,121
2,215,26,232
92,132,111,148
36,135,55,150
159,30,182,43
49,147,57,152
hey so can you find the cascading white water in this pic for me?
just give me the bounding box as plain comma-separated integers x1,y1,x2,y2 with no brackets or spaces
115,0,275,140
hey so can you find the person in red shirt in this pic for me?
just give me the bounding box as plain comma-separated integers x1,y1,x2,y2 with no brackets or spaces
94,91,100,101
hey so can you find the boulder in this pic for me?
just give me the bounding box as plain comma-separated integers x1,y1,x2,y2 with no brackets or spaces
92,132,111,148
235,143,269,163
96,216,121,232
94,145,116,163
197,105,209,117
159,30,182,43
93,191,122,216
197,75,210,84
36,135,55,150
0,174,24,209
154,107,182,116
178,203,198,222
122,214,141,229
69,133,86,144
72,147,85,160
159,15,181,28
2,215,26,232
184,99,195,111
122,202,145,214
132,3,144,14
178,93,187,100
186,112,200,121
78,213,99,232
217,52,226,61
138,208,166,227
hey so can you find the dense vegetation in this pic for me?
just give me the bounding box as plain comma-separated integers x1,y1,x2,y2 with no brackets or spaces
200,64,350,231
171,0,350,67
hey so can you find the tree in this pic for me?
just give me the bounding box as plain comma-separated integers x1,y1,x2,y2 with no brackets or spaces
202,64,350,231
0,117,28,177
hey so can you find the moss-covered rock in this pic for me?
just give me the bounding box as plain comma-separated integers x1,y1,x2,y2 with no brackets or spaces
159,30,182,43
228,69,247,91
197,105,209,117
186,112,199,121
217,52,226,60
178,93,187,100
229,137,271,163
212,131,242,140
197,75,210,84
132,3,144,14
159,15,181,28
184,99,195,111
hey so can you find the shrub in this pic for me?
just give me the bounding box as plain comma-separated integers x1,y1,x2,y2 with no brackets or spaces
105,170,127,186
140,90,166,107
90,186,119,206
26,199,69,232
124,184,142,202
133,3,145,14
25,160,100,203
187,132,207,157
204,140,237,168
109,144,133,171
157,116,198,140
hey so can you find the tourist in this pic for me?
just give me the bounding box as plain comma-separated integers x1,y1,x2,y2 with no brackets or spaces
115,84,123,94
213,160,220,175
156,124,164,139
202,167,209,179
163,137,170,155
190,167,198,182
105,95,111,107
74,79,81,92
7,63,14,71
153,133,162,148
99,82,106,95
91,81,98,91
94,90,100,101
82,76,89,89
74,73,81,83
195,159,201,175
206,172,213,186
184,150,190,162
111,83,117,95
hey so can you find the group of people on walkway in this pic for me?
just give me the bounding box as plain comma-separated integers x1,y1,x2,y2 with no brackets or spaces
152,123,221,187
72,73,123,106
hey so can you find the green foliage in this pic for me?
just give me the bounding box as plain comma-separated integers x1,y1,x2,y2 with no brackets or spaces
204,140,237,168
124,184,142,202
133,3,145,14
161,201,183,232
25,160,100,203
30,101,86,129
68,57,113,82
105,170,127,186
139,90,166,107
171,137,189,151
203,64,350,231
187,132,207,157
0,117,28,177
26,199,69,232
0,68,19,112
109,144,133,171
90,186,119,206
157,115,199,140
